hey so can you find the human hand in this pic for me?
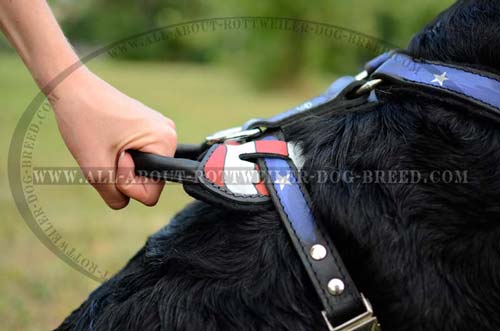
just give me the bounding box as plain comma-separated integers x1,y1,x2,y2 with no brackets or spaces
49,68,177,209
1,0,176,209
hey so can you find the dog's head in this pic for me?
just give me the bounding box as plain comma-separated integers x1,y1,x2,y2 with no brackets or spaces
408,0,500,75
57,2,500,331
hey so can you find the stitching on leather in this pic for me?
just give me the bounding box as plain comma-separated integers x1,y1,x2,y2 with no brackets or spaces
381,73,500,112
414,57,500,83
410,76,498,110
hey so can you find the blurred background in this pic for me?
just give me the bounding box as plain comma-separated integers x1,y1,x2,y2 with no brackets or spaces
0,0,453,330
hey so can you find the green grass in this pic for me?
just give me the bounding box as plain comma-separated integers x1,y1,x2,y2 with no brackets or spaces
0,52,333,330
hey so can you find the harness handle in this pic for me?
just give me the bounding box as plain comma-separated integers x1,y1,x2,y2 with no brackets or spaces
129,144,204,183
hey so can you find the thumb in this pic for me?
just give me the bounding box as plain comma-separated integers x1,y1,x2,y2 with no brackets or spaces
116,150,165,206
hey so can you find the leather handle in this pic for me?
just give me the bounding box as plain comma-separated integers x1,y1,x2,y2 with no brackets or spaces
173,143,207,159
129,148,201,183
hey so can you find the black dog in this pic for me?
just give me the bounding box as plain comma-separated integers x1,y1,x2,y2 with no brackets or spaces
57,1,500,330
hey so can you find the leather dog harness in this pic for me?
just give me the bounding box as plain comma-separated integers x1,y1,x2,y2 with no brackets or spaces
130,51,500,331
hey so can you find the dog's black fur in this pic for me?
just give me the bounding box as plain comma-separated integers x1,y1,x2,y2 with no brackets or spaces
57,1,500,330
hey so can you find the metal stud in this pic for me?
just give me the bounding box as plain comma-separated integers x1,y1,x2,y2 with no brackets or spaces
310,244,327,261
327,278,345,296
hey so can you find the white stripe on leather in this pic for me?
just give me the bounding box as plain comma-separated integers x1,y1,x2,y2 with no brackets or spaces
224,142,260,195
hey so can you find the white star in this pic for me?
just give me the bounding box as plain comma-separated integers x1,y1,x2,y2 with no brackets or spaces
275,173,291,191
431,72,449,86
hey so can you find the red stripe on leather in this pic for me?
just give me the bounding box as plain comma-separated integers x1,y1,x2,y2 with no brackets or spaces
204,145,226,187
254,164,269,196
254,181,269,195
255,140,288,156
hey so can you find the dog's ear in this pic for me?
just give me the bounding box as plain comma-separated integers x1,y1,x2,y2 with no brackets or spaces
407,0,500,74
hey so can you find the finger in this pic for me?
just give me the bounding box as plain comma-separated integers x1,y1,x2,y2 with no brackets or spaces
80,162,130,209
89,172,130,210
94,183,130,209
116,151,165,206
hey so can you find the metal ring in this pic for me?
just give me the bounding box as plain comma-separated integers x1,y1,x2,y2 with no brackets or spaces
206,126,262,145
355,79,383,96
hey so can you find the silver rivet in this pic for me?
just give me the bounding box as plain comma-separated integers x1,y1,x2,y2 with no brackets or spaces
310,244,327,260
327,278,345,296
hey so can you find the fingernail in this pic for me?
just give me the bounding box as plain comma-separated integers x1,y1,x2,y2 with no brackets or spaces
119,150,125,159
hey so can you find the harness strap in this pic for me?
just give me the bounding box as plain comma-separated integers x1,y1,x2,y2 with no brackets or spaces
372,53,500,122
242,136,380,331
242,78,366,130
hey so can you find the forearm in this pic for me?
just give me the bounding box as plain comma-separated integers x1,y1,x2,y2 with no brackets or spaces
0,0,87,91
1,1,177,209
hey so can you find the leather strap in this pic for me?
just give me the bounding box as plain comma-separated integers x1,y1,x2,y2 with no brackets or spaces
242,79,366,130
245,136,367,327
372,53,500,123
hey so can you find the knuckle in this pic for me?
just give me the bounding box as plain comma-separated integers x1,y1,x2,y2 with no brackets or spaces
156,127,177,150
107,198,129,210
169,128,178,146
143,194,159,207
165,118,176,130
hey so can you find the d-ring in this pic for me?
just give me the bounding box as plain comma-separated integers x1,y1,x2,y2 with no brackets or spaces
355,79,383,96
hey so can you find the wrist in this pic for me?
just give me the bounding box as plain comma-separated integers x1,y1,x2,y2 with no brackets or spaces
47,65,96,109
34,52,91,94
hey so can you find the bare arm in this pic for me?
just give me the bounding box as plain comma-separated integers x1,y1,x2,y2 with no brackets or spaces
0,0,83,88
0,0,177,209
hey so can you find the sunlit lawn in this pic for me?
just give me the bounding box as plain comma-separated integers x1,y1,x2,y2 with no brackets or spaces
0,52,334,330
